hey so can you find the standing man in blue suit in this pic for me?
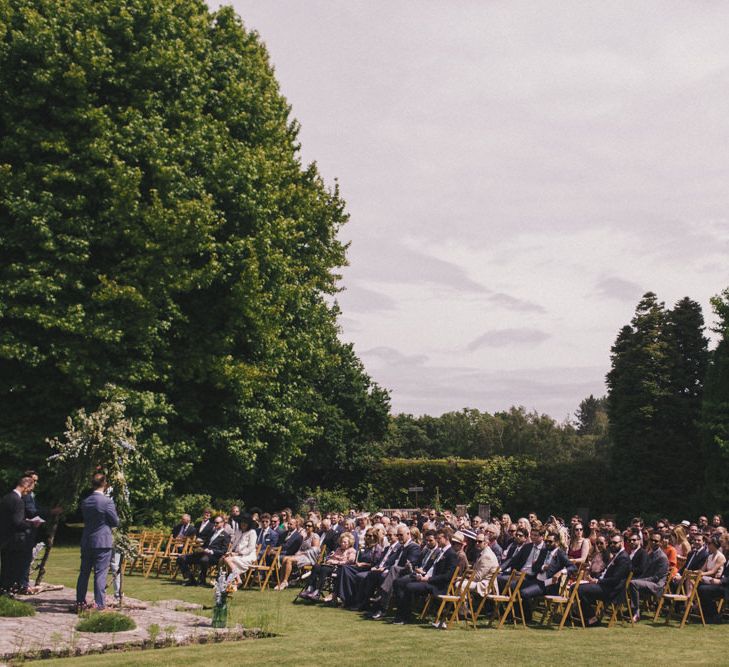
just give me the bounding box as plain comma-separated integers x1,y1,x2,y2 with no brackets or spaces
75,472,119,611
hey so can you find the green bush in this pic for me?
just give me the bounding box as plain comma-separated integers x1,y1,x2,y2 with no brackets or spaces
0,596,35,617
76,611,136,633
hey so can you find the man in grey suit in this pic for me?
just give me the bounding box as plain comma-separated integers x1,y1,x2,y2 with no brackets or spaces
75,473,119,610
628,532,669,621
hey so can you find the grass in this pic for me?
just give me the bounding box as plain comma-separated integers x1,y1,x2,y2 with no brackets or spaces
76,611,136,633
0,595,36,617
38,546,729,666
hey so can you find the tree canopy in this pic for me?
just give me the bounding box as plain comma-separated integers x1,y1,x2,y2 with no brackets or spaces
0,0,388,509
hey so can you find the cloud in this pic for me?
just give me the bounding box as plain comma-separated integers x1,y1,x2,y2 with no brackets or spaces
467,328,551,351
361,346,428,367
336,283,396,313
346,239,487,293
595,276,643,302
487,292,546,313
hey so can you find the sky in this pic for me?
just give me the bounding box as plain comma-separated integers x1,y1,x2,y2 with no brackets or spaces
227,1,729,421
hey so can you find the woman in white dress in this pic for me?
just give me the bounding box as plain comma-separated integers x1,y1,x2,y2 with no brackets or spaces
223,514,258,588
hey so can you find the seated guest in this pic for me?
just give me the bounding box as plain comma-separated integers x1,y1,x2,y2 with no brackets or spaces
451,531,469,574
178,515,231,586
275,519,321,590
366,525,421,617
228,505,241,533
671,525,691,568
678,534,708,582
567,522,590,567
626,532,648,578
299,532,356,601
497,527,532,590
698,561,729,623
256,513,279,552
520,530,575,622
701,535,726,584
661,531,679,580
465,532,499,599
628,532,669,621
319,517,340,554
392,528,458,626
276,517,304,559
337,528,383,607
588,535,610,577
499,514,513,547
194,509,214,543
223,514,258,587
578,533,631,626
484,523,503,561
462,529,479,564
409,525,421,546
172,514,196,540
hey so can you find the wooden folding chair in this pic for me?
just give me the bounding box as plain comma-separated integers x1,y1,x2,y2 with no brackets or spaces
433,569,477,629
467,568,500,629
299,545,327,582
244,546,270,588
487,570,527,628
653,570,705,627
419,568,460,619
542,566,586,629
605,572,634,628
144,534,174,578
247,546,281,591
127,531,164,576
170,537,195,579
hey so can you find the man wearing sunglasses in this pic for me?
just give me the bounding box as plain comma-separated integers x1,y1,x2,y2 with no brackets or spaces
578,534,631,626
178,515,231,586
628,532,669,621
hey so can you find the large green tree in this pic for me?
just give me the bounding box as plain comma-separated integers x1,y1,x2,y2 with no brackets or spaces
607,292,707,516
702,288,729,513
0,0,388,508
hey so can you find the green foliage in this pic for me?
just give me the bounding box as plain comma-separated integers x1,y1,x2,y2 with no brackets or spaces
46,398,143,527
0,595,35,617
299,486,352,515
76,611,136,633
575,395,608,436
607,293,708,517
0,0,388,510
702,288,729,512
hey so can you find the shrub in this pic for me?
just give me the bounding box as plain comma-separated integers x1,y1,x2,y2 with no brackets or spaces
0,596,35,617
76,611,136,633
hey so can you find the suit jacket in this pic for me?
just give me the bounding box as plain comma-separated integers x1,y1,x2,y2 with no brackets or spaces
523,543,549,577
428,546,459,593
417,546,439,570
206,530,231,558
320,529,340,555
640,548,669,585
598,550,631,600
195,519,214,543
381,543,402,570
0,491,27,549
172,523,197,539
502,542,533,574
256,526,279,550
683,547,709,573
629,547,648,578
395,541,420,568
538,548,575,581
280,530,303,556
80,492,119,550
473,546,499,596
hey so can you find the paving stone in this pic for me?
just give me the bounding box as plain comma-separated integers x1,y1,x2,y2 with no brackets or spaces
0,585,261,662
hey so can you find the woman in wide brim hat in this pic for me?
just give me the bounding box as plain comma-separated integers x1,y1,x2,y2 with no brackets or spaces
223,513,258,587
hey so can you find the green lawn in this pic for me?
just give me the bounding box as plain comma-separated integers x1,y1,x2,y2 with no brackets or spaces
38,546,729,666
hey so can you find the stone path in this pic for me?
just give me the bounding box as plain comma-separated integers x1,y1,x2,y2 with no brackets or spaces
0,585,262,662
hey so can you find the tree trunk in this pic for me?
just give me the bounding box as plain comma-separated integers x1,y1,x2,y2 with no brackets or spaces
34,513,61,586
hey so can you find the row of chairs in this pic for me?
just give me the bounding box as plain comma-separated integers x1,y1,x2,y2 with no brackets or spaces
418,564,724,631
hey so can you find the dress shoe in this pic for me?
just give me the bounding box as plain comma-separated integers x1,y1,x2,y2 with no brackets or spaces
184,579,198,586
370,610,385,620
391,619,405,625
